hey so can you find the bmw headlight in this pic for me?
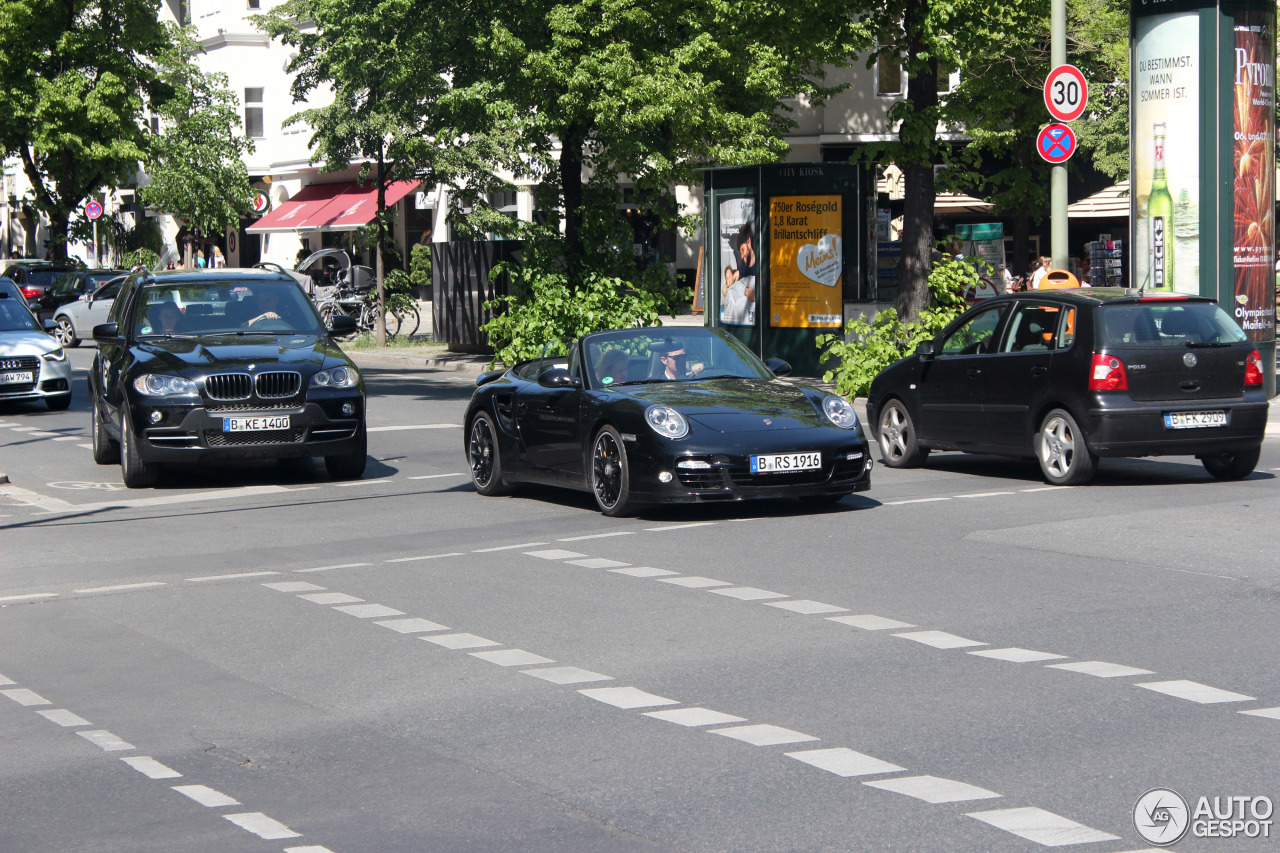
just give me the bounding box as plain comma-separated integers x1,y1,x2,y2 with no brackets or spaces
822,395,860,430
310,365,360,388
41,348,67,362
645,405,689,439
133,374,197,397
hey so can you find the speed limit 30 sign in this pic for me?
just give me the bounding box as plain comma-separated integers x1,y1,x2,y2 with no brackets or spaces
1044,64,1088,122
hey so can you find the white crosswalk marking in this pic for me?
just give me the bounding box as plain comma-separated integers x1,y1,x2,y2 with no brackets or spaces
173,785,240,807
709,724,818,746
121,756,182,779
420,633,500,650
1048,661,1152,678
967,806,1120,846
578,687,678,709
643,708,746,727
1136,680,1254,704
893,630,986,650
785,748,905,777
864,775,1000,804
223,812,301,840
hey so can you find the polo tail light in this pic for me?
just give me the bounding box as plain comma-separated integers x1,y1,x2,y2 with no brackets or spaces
1244,349,1264,386
1089,352,1128,391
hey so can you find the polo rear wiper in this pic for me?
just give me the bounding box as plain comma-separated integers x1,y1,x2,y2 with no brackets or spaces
1184,340,1232,348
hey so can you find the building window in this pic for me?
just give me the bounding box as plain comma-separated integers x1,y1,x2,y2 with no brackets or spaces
246,0,259,7
244,88,264,139
877,54,903,96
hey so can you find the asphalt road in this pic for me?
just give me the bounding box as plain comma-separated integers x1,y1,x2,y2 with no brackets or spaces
2,347,1278,853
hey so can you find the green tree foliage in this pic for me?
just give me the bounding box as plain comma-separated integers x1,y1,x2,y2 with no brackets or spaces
1068,0,1130,181
140,24,256,251
0,0,168,260
816,254,975,398
456,0,855,291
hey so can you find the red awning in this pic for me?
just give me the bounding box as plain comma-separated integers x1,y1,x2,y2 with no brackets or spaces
246,180,421,233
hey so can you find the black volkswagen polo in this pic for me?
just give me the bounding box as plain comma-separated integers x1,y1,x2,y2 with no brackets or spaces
90,268,367,488
866,289,1268,485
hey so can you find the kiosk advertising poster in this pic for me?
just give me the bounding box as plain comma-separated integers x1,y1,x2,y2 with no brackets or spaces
1231,11,1276,341
767,195,843,328
718,196,757,326
1132,12,1200,294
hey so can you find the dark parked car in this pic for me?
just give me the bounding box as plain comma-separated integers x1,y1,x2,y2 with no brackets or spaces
866,289,1268,485
1,261,83,309
34,268,129,321
464,326,872,516
89,268,367,488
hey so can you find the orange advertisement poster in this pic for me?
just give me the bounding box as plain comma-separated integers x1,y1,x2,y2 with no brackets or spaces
768,195,843,328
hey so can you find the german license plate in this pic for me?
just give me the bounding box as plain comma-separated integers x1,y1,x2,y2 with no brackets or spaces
0,370,34,385
1164,410,1227,429
223,415,291,432
751,452,821,473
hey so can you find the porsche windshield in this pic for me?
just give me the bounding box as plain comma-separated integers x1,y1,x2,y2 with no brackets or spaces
584,328,772,388
133,280,323,338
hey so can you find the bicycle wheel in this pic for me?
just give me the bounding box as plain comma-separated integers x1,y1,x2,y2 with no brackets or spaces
396,304,420,338
383,307,403,338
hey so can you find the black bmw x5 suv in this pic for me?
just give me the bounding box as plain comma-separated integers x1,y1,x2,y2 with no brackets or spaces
89,268,367,488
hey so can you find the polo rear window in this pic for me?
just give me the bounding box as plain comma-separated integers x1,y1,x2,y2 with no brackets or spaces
1094,302,1248,348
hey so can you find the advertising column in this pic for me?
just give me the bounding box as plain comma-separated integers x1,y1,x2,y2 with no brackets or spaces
1132,12,1199,294
1231,13,1276,341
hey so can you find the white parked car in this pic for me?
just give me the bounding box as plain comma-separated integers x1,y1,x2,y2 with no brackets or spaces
0,277,73,410
53,274,126,347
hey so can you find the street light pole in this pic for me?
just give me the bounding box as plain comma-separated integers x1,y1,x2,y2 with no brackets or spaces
1050,0,1068,269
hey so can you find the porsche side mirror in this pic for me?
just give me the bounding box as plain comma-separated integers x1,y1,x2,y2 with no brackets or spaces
916,339,939,361
92,322,122,344
538,367,581,389
764,358,792,377
327,314,358,336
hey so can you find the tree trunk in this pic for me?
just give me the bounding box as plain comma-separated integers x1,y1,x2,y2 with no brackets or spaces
47,209,71,262
895,0,940,326
559,126,586,289
375,142,387,348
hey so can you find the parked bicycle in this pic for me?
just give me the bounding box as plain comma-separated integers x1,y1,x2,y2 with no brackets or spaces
258,250,420,339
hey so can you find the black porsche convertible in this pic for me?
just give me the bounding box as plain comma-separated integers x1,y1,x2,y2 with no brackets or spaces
464,327,872,515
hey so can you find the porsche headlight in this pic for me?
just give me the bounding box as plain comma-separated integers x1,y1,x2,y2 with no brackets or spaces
41,348,67,362
822,395,860,430
133,374,197,397
310,365,360,388
645,405,689,439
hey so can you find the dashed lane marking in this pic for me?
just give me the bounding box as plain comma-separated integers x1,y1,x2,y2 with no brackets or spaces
420,632,500,650
188,571,280,582
643,708,746,727
0,593,58,601
366,424,460,432
0,483,296,513
1047,661,1153,678
76,443,93,449
53,436,81,441
1240,707,1280,719
223,812,301,840
969,648,1068,663
1020,486,1069,492
864,775,1001,804
263,581,325,593
558,531,634,542
659,576,730,589
967,806,1120,846
384,552,463,563
76,729,134,751
644,522,718,532
567,557,630,569
884,497,951,505
521,666,613,685
121,756,182,779
37,709,91,727
766,599,848,615
75,582,167,594
298,592,362,605
470,649,555,667
173,784,241,807
1136,680,1254,704
785,748,906,778
525,549,587,560
709,586,787,601
295,562,372,573
709,724,819,747
285,847,336,853
473,542,548,552
408,473,467,480
956,491,1016,498
374,617,449,633
3,688,51,706
9,426,37,432
333,603,404,619
610,567,678,578
0,674,12,685
892,630,986,650
334,479,390,486
579,687,679,710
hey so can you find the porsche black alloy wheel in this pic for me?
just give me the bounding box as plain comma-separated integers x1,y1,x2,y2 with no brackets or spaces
591,425,634,516
1200,446,1260,480
91,403,119,465
468,412,508,496
877,399,928,468
119,410,159,489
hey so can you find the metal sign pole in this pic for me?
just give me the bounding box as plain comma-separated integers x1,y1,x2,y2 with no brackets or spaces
92,220,98,266
1050,0,1068,269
